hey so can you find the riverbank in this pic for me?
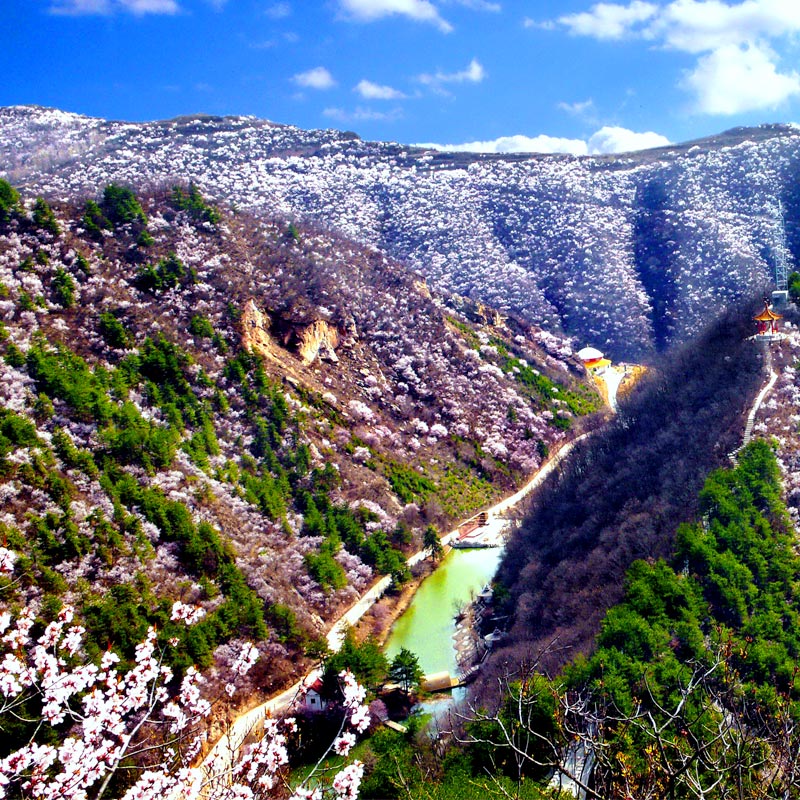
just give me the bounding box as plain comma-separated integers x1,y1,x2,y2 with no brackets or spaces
354,558,437,647
384,547,504,677
201,431,592,772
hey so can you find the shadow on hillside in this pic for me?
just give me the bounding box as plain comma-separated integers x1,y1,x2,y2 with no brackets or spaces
482,300,769,685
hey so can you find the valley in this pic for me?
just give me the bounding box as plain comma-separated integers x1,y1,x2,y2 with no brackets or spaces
4,107,800,798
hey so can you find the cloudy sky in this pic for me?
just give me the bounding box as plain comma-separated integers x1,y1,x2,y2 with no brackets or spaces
3,0,800,154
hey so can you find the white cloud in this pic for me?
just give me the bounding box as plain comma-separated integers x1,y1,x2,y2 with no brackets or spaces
683,42,800,113
265,2,291,18
445,0,500,10
418,125,670,155
558,99,596,116
418,58,486,85
338,0,453,33
555,0,800,49
49,0,179,12
49,0,111,13
292,67,337,90
586,125,671,152
543,0,800,115
523,17,556,29
120,0,179,11
654,0,800,53
323,106,404,122
558,0,658,39
418,134,589,155
355,79,407,99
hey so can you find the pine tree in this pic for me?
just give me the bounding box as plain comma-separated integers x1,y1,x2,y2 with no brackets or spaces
389,647,423,694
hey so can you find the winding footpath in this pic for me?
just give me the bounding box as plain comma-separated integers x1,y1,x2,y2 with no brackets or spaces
201,431,590,775
731,345,778,462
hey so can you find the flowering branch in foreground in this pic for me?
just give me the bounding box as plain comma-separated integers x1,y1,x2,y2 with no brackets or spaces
0,592,369,800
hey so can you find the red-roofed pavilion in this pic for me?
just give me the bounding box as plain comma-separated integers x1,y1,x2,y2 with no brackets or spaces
753,301,782,338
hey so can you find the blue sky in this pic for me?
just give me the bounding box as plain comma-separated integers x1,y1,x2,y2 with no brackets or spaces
3,0,800,154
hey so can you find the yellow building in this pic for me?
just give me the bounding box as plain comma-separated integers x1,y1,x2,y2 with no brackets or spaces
577,345,611,374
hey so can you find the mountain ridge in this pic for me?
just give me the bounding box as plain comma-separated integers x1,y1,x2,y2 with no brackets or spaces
5,105,800,360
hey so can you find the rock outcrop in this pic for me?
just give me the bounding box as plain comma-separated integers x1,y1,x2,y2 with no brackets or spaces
292,319,340,365
241,298,277,360
242,299,341,365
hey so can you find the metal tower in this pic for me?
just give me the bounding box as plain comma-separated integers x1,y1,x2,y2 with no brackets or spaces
772,200,790,307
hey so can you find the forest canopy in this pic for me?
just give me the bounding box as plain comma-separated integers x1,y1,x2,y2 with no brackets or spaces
490,305,767,674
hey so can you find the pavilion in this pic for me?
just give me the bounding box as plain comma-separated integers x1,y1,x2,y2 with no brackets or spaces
753,301,782,341
577,346,611,374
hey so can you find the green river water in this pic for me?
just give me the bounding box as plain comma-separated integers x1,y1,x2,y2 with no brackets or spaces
384,548,502,676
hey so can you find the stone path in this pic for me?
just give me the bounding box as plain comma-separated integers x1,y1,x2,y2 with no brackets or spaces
730,345,777,462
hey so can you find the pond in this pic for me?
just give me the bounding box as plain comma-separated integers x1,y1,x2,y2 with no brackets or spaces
384,547,502,676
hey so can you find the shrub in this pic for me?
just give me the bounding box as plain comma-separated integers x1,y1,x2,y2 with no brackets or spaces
17,290,35,312
0,409,39,475
26,341,113,423
98,311,133,349
102,183,147,227
305,548,347,592
135,252,196,293
32,197,60,235
169,183,220,225
137,228,154,247
81,199,111,238
52,267,76,308
4,342,25,368
189,314,215,338
0,179,20,224
103,402,179,472
385,460,436,504
322,630,388,693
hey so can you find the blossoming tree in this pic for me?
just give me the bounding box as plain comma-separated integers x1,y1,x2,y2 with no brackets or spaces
0,551,369,800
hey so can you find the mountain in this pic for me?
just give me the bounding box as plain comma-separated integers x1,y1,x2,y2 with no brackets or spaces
0,180,596,707
3,106,800,360
488,305,767,676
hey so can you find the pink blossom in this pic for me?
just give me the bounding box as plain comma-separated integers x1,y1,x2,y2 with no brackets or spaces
332,761,364,800
339,670,366,710
283,716,298,733
57,606,74,625
61,626,85,656
350,705,370,734
170,601,206,626
290,788,322,800
333,732,356,756
231,642,259,676
0,606,368,800
0,547,17,574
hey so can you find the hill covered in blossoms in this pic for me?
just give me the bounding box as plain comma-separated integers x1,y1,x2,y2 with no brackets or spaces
3,106,800,359
0,178,597,711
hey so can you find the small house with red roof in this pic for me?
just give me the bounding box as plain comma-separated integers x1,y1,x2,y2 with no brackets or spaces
577,346,611,375
303,676,328,712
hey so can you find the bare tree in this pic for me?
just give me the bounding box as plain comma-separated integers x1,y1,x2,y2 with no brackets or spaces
452,648,800,800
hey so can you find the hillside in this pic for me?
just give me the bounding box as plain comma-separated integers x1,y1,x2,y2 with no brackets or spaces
0,179,597,717
458,441,800,799
486,305,768,678
3,106,800,359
